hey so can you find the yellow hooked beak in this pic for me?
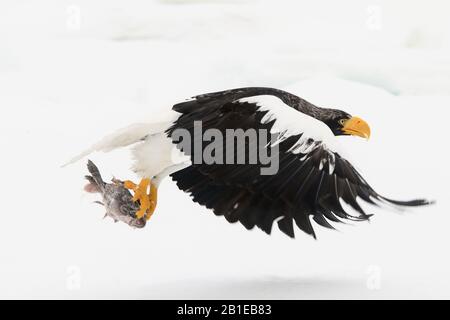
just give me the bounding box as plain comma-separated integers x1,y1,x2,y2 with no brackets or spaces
342,116,371,139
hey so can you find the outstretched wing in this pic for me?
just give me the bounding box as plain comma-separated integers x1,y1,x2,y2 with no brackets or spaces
168,89,431,238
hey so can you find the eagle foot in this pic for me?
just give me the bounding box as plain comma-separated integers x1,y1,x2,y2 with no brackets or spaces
124,178,158,221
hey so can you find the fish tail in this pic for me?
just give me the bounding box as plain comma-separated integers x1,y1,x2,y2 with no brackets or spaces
86,160,106,192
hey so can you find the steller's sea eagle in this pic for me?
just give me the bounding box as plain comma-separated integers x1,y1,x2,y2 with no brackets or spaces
67,87,432,238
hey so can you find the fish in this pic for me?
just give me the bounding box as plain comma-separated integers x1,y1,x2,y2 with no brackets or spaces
84,160,146,229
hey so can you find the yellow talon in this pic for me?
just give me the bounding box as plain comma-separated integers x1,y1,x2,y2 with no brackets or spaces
123,180,137,190
124,178,157,220
146,183,158,221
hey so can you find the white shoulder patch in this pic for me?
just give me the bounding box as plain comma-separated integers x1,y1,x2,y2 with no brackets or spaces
238,95,341,154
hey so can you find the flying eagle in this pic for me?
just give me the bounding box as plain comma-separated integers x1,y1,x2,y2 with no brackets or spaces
67,87,432,238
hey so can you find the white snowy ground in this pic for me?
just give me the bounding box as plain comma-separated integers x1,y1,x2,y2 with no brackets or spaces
0,0,449,299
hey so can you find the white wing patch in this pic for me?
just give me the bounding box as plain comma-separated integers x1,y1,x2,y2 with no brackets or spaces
238,95,341,154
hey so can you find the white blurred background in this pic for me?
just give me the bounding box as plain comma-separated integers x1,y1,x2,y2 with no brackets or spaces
0,0,449,299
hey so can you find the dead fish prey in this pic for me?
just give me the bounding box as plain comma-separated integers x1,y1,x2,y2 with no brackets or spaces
84,160,146,228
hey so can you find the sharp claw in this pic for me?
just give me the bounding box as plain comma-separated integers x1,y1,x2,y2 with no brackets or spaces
111,177,122,185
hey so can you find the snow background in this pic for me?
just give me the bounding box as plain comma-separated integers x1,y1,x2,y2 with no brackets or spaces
0,0,449,299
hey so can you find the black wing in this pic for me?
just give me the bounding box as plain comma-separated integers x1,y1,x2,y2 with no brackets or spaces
167,88,431,238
